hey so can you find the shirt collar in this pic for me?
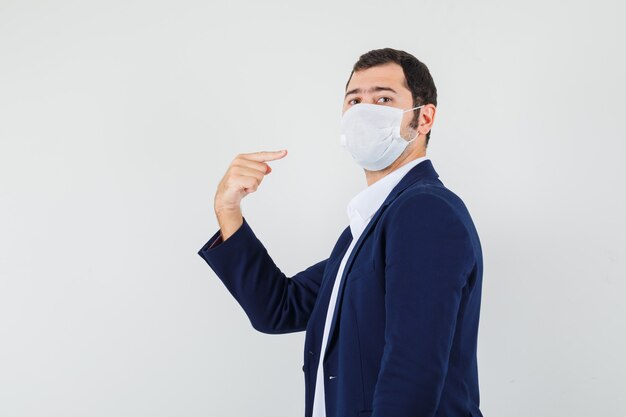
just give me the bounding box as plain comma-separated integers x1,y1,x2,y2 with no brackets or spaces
347,156,430,237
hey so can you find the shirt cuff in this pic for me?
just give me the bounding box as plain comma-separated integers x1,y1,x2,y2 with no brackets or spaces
208,233,223,249
197,216,250,257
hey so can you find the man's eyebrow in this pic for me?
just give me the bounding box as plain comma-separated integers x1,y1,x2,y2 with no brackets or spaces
344,86,398,98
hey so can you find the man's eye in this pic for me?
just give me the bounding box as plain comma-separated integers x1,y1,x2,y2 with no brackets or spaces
348,97,391,105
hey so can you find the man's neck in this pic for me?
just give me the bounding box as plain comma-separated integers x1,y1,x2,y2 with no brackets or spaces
364,149,427,187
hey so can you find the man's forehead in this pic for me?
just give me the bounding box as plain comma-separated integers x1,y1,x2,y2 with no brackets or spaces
346,65,407,95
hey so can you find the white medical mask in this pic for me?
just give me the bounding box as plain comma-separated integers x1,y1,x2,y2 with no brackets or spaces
339,103,424,171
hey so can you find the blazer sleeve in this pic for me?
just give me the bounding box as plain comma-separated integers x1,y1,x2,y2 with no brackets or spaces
371,193,475,417
197,216,328,334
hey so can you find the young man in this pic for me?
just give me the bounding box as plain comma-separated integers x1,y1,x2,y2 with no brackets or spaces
198,48,484,417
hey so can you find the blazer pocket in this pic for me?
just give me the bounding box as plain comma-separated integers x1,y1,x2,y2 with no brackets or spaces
358,411,372,417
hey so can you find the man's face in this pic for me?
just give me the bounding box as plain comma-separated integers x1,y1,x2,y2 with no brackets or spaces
343,62,419,142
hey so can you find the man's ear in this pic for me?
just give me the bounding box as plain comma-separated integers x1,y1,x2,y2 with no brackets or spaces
419,105,436,133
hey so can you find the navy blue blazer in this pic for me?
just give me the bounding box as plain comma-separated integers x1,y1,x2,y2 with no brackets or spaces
198,159,484,417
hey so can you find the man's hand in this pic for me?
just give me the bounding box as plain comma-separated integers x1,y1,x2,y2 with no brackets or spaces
213,149,288,240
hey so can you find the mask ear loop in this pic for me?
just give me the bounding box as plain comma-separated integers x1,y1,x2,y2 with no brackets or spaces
403,104,425,112
403,105,424,141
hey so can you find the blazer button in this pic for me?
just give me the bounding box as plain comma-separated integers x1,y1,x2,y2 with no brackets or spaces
302,364,305,372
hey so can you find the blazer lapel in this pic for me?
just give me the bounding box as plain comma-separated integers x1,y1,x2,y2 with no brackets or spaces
322,159,441,361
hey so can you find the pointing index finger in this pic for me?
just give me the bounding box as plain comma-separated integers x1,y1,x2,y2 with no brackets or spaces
242,150,288,162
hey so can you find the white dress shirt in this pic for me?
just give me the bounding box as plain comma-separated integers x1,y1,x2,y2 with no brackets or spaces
311,156,430,417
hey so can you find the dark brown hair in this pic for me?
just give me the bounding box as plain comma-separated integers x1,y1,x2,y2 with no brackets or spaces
345,48,438,146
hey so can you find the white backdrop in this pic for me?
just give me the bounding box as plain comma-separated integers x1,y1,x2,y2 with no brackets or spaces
1,1,624,416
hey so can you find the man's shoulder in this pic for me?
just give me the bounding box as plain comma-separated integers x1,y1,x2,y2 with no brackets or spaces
381,178,478,231
383,179,480,243
389,180,466,216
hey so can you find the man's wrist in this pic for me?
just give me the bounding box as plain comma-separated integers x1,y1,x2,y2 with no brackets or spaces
215,208,243,242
